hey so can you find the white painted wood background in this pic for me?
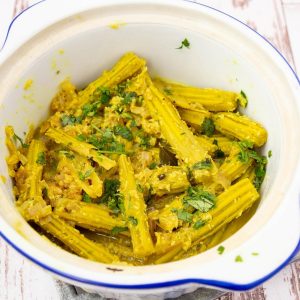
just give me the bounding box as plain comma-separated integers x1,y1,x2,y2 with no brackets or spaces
0,0,299,299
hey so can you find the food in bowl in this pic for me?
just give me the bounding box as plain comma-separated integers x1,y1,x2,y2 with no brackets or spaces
5,52,268,265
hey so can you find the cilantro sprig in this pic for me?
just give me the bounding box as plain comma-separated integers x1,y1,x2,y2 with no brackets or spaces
79,169,93,181
36,152,46,165
192,158,212,170
172,208,193,223
201,118,215,137
176,38,190,49
183,186,216,213
237,140,267,189
13,133,29,148
111,226,128,235
98,179,124,214
113,125,133,141
128,216,138,226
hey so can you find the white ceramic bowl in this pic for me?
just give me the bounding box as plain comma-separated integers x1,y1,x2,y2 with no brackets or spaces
0,1,299,299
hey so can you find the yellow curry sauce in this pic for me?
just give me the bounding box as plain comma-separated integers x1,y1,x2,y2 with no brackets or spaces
5,52,267,265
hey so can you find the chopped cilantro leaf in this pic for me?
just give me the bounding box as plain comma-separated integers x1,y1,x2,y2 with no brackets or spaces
237,149,249,163
148,162,158,170
235,255,243,262
86,129,126,154
128,216,138,226
130,119,137,127
99,87,111,104
13,133,29,148
99,179,123,214
36,152,46,165
184,186,216,212
193,219,205,229
201,118,215,137
61,114,77,127
113,125,133,141
217,245,225,255
238,140,254,149
111,226,128,235
82,192,92,203
192,158,212,170
115,80,131,97
122,92,137,105
238,90,248,108
79,169,93,181
253,162,266,190
268,150,272,158
236,141,267,189
103,128,114,140
90,87,111,105
176,38,190,49
163,87,173,95
76,134,86,141
139,135,151,149
172,208,193,223
59,150,75,159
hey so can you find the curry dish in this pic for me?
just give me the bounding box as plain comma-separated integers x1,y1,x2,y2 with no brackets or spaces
5,52,268,265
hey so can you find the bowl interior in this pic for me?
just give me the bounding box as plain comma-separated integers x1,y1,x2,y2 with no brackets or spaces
0,1,299,284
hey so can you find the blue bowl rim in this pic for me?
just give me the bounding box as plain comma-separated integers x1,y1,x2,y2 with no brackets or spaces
0,0,299,291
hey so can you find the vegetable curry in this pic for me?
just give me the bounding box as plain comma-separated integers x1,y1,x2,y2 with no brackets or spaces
5,52,268,265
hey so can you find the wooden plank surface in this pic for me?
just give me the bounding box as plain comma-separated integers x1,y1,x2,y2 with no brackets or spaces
0,0,299,299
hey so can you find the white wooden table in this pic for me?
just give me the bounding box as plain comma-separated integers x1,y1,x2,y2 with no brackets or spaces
0,1,299,299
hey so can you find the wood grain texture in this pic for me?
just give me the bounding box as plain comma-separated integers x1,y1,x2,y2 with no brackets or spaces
283,2,300,72
13,0,28,17
0,0,299,299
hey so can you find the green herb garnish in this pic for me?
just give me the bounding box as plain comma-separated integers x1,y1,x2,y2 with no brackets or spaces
99,179,123,214
113,125,133,141
217,245,225,255
128,216,138,226
90,86,111,105
122,92,137,105
148,162,158,170
184,186,216,212
130,119,137,127
201,118,215,137
87,129,126,154
253,162,266,190
251,252,259,256
192,158,212,170
172,208,193,223
76,134,86,141
79,169,93,181
61,114,77,126
193,219,205,229
36,152,46,165
13,133,29,148
59,150,75,160
82,192,92,203
268,150,272,158
163,87,173,95
176,38,190,49
238,90,248,108
111,226,128,235
235,255,243,262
